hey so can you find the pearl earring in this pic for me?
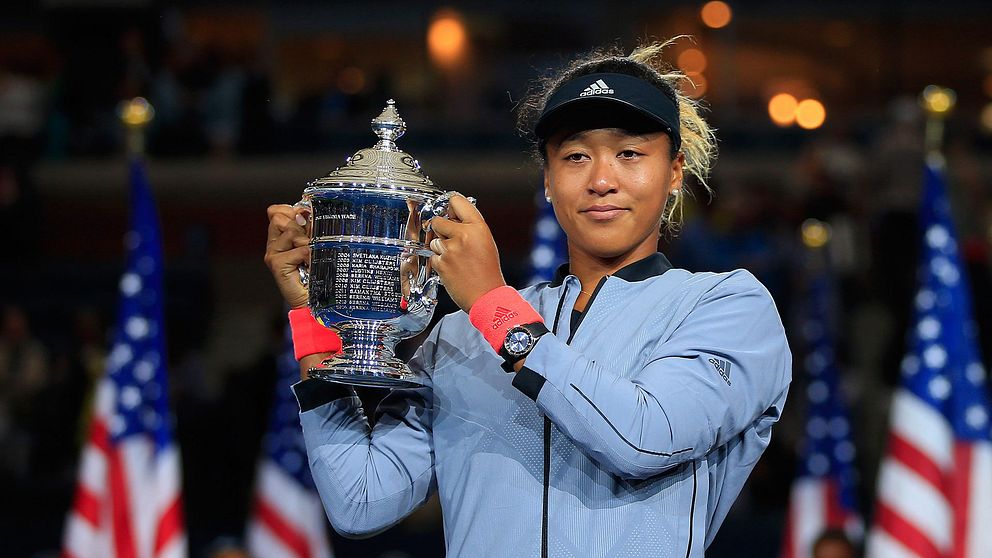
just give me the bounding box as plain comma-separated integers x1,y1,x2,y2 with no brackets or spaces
545,196,552,203
671,189,680,196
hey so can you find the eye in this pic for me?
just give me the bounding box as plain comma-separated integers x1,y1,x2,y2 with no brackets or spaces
564,152,589,162
618,149,642,159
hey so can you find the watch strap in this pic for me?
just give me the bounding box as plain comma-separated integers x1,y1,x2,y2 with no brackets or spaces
498,321,549,371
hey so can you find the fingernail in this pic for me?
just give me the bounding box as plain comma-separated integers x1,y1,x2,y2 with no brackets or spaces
296,214,307,226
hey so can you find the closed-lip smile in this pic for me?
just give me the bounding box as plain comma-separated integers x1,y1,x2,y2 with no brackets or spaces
581,204,627,220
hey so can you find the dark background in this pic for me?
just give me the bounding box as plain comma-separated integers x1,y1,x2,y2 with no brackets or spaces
1,1,992,556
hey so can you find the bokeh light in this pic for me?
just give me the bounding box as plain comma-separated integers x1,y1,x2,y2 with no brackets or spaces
677,48,708,74
768,93,798,127
337,67,366,94
428,10,468,68
921,85,956,115
796,99,826,129
700,1,733,29
980,102,992,134
801,219,832,248
118,97,155,127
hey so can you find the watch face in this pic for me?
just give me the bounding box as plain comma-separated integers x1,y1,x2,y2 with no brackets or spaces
505,330,533,355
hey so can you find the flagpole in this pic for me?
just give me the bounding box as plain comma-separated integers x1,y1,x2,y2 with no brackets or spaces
63,95,188,558
866,86,992,558
920,85,955,159
781,219,864,558
118,97,155,157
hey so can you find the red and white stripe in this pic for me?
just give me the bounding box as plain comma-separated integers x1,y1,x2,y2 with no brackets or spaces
867,390,992,557
782,478,861,558
63,380,186,558
247,461,333,558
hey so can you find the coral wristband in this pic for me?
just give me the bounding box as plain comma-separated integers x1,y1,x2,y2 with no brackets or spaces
468,286,544,353
288,308,342,360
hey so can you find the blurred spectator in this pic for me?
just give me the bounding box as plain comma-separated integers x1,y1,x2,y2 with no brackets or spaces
0,64,46,261
238,52,276,154
0,66,46,141
120,26,152,100
201,56,245,158
0,305,49,480
64,306,107,444
204,536,249,558
811,528,857,558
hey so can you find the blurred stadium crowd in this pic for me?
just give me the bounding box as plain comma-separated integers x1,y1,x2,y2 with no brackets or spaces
1,1,992,557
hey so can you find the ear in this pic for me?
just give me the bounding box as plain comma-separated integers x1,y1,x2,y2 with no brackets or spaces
668,152,685,195
543,168,552,201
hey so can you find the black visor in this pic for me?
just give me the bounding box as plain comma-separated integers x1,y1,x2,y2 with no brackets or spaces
534,72,681,150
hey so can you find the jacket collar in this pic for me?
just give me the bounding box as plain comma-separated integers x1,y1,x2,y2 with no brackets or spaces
549,252,673,287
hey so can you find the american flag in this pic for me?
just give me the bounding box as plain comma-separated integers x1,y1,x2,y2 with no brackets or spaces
63,158,187,558
246,325,334,558
866,157,992,557
781,261,862,558
526,192,567,285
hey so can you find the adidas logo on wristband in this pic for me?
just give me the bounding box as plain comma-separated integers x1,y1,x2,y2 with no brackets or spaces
492,306,519,329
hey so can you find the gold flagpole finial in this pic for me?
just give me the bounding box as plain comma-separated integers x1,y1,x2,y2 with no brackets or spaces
920,85,955,156
118,97,155,156
800,218,832,250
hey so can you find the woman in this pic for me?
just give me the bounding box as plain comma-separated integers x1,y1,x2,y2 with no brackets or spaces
265,40,791,557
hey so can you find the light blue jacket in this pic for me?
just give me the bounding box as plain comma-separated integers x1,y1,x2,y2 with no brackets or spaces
296,253,792,557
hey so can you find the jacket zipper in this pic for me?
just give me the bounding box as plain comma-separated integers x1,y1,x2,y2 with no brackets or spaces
542,276,608,557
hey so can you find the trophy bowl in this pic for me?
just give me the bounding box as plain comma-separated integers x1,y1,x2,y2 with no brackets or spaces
298,100,465,388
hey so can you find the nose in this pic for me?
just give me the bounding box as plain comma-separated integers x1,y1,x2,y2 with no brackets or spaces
588,158,618,196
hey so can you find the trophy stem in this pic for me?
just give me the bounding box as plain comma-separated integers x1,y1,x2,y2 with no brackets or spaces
307,321,426,388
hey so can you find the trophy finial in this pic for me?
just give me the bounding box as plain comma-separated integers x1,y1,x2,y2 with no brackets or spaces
312,99,438,193
372,99,407,150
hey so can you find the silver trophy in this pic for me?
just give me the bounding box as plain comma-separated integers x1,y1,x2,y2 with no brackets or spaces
297,100,466,388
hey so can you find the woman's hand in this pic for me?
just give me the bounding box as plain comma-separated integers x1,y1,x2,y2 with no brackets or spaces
264,204,311,309
428,194,507,312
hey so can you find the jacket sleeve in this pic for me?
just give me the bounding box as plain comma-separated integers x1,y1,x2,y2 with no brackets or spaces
514,271,792,480
297,325,440,538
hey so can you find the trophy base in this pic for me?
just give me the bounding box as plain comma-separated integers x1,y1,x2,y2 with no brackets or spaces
307,354,425,389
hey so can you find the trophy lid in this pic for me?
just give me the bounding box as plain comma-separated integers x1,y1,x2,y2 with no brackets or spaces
308,100,441,194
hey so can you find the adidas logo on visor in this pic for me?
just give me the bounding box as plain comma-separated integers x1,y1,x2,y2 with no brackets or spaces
579,79,615,97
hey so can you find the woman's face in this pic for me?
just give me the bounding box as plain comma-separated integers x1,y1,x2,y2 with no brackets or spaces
544,127,684,262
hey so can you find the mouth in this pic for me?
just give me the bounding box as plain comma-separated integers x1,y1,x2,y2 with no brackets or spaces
581,205,628,220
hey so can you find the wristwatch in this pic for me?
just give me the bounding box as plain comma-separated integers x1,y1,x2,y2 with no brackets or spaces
499,322,549,369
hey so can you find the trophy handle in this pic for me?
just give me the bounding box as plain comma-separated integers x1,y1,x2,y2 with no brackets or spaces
420,191,476,231
294,198,313,287
406,274,442,310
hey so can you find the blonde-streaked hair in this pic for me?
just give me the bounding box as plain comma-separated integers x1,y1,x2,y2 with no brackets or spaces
516,38,717,235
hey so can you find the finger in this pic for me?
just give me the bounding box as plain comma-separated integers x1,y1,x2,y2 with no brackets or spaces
264,245,310,285
268,204,310,237
270,245,311,272
429,253,443,274
294,205,311,226
446,194,483,224
428,216,462,239
429,237,446,255
268,212,292,235
269,225,308,253
268,212,309,245
267,204,297,221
